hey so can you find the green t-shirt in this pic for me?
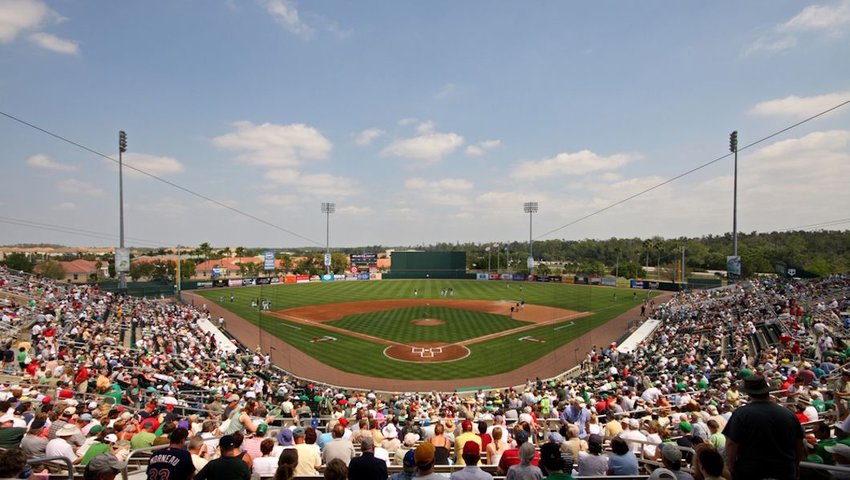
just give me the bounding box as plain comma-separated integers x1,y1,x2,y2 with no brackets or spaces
80,442,110,465
545,473,575,480
131,431,156,449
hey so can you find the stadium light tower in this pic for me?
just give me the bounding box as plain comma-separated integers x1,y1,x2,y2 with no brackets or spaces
321,202,335,275
523,202,538,272
118,130,127,292
730,131,739,258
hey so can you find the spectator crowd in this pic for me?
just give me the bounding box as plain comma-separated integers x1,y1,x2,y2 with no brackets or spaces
1,265,850,480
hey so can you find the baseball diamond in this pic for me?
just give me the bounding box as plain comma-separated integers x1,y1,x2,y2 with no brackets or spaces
191,279,660,389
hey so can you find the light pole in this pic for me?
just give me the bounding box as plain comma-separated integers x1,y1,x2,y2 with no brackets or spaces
118,130,127,292
494,243,499,273
486,246,491,273
523,202,538,273
321,203,335,275
730,131,739,258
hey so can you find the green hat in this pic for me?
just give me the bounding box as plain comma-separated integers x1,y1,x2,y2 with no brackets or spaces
90,425,104,434
678,421,692,433
256,423,268,435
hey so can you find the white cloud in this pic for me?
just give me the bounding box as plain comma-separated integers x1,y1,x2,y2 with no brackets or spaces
434,83,456,100
28,32,77,54
337,205,374,215
465,139,501,157
742,35,798,57
57,179,104,196
747,130,850,168
0,0,78,53
405,177,474,206
25,154,77,171
54,201,77,211
398,118,418,126
122,153,185,177
258,194,299,206
264,169,359,195
213,121,332,167
744,0,850,56
416,121,435,134
355,128,385,146
260,0,313,39
779,0,850,33
749,90,850,118
381,128,464,164
405,178,474,192
511,149,639,180
0,0,49,42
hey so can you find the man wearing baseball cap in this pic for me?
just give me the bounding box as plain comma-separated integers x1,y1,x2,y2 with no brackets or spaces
84,453,124,480
195,434,251,480
450,442,490,480
454,420,482,466
414,443,441,480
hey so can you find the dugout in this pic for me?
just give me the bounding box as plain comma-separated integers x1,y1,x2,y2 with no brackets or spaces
383,251,473,279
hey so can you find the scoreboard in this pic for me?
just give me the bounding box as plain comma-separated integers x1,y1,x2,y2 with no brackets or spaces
350,253,378,267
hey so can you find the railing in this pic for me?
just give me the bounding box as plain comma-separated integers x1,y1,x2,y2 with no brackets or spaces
121,444,170,480
26,455,74,480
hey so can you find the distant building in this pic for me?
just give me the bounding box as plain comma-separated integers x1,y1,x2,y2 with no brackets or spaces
35,259,104,283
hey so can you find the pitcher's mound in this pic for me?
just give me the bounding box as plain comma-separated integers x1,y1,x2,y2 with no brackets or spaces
412,319,445,326
384,342,469,363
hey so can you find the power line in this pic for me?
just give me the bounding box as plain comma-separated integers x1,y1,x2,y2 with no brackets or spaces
776,217,850,232
0,216,168,248
0,110,323,247
536,99,850,240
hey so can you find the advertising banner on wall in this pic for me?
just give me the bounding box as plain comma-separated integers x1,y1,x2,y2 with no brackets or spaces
228,279,243,287
295,275,310,283
212,280,228,287
600,277,617,287
197,281,213,288
270,277,281,284
476,273,489,280
321,274,334,282
264,250,275,271
357,272,370,280
256,277,271,285
242,278,256,286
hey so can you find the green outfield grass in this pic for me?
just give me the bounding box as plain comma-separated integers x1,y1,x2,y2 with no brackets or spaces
328,307,530,343
196,279,658,380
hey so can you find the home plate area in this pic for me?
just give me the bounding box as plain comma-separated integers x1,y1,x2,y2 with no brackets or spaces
384,342,470,363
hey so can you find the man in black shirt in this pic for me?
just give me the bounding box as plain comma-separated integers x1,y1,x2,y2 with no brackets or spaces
723,375,804,480
146,428,194,480
348,436,387,480
195,435,250,480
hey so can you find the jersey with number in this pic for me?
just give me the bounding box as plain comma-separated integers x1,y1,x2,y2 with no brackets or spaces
147,446,195,480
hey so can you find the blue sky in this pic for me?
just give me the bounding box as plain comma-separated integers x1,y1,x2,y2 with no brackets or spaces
1,0,849,249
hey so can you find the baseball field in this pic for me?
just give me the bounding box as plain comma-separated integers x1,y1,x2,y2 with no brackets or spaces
194,279,658,385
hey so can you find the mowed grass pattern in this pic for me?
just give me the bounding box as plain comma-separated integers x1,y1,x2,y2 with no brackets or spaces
197,279,658,380
328,307,530,343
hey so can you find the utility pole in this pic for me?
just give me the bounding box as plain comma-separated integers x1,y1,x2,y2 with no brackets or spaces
730,131,739,257
118,130,127,292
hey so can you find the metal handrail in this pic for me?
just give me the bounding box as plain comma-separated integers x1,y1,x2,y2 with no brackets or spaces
120,444,170,480
26,455,74,480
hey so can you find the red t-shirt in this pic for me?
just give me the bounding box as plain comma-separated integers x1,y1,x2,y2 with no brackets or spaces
498,447,540,472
